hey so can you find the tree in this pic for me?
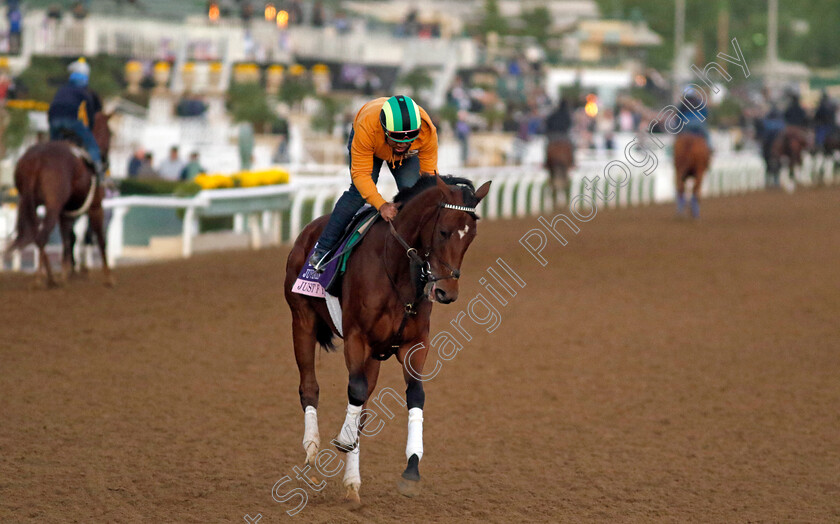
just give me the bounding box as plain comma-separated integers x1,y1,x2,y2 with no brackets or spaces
593,0,840,71
311,95,345,134
228,82,281,132
278,74,313,109
519,7,551,46
15,55,125,102
476,0,508,36
1,108,28,157
398,67,433,99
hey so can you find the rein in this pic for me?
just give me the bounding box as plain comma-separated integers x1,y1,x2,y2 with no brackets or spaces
379,201,476,359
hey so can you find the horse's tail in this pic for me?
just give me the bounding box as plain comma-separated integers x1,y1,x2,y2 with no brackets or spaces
6,184,38,254
314,317,336,352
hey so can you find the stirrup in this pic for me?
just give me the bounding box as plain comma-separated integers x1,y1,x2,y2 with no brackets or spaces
309,246,329,272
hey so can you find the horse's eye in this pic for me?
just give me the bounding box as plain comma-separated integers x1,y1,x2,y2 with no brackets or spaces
440,230,450,239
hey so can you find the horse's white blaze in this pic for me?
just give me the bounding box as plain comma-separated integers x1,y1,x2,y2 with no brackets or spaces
406,407,424,460
335,403,362,448
302,406,320,465
458,225,469,239
343,442,361,488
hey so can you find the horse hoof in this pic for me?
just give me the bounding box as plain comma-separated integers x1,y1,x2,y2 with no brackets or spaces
397,477,422,498
103,275,116,288
343,485,362,508
304,442,320,467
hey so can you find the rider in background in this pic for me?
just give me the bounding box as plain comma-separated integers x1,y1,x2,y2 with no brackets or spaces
760,104,785,139
47,57,105,181
544,98,572,140
677,88,710,146
782,92,808,129
309,94,438,270
758,103,785,187
813,91,837,149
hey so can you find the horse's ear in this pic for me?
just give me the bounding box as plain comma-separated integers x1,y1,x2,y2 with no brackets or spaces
434,174,449,193
474,181,491,202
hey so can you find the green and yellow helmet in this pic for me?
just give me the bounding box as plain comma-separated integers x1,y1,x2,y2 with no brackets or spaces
379,95,422,142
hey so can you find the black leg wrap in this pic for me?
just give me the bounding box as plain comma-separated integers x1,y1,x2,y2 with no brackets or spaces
348,374,368,407
405,381,425,410
402,453,421,481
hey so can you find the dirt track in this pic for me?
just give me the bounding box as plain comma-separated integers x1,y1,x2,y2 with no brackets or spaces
2,187,839,523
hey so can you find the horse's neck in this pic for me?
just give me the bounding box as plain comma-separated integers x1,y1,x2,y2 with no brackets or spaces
375,188,440,295
391,189,440,249
93,118,109,155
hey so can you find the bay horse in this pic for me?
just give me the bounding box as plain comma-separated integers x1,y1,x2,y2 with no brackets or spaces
673,132,710,219
545,135,575,207
284,175,490,504
5,112,113,287
768,125,812,190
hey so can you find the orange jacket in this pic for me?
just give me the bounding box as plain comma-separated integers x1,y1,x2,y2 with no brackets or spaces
350,97,438,210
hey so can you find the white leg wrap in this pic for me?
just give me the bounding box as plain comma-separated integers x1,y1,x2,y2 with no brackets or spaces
335,403,362,448
406,407,424,461
343,442,361,487
302,406,320,463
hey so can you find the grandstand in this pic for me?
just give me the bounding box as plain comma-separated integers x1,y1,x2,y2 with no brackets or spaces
20,0,207,21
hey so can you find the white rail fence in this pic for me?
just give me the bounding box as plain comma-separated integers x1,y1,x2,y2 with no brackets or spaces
2,152,835,272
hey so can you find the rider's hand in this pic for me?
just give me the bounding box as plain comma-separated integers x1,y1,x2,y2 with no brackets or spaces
379,202,398,222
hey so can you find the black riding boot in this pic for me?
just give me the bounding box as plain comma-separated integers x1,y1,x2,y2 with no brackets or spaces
93,160,105,184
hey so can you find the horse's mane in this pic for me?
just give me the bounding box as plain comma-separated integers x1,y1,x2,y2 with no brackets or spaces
394,175,480,219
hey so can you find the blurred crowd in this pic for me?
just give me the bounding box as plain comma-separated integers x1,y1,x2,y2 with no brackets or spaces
126,145,205,182
443,50,840,166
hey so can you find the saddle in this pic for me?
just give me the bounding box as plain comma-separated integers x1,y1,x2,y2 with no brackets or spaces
67,143,96,172
292,206,380,299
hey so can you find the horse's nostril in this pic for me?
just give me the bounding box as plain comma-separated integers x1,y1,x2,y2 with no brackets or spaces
435,288,456,304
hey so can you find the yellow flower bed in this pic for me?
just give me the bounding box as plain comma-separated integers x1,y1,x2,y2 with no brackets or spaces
194,168,290,190
194,174,235,189
6,99,50,111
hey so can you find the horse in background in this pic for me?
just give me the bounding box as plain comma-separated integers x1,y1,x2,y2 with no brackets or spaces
545,135,575,207
768,126,812,191
284,175,490,504
5,112,114,288
673,133,711,219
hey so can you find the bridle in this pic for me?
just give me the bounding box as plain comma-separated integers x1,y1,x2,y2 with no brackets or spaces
378,200,477,359
387,201,476,289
